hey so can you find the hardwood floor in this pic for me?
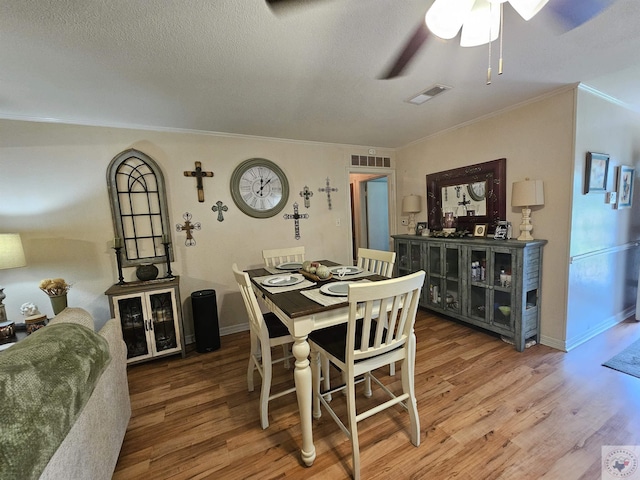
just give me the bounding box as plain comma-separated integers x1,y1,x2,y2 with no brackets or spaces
113,310,640,479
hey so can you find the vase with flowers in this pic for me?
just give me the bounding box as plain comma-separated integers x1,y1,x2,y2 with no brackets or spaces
39,278,72,315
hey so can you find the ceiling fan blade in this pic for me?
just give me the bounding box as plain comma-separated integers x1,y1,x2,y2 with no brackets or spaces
379,22,430,80
546,0,614,30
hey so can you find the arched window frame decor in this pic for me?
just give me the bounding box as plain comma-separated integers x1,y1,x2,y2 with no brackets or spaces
107,149,173,267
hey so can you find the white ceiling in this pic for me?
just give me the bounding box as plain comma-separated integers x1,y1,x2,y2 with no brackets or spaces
1,0,639,148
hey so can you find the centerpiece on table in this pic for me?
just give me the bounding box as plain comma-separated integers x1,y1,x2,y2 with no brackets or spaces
39,278,72,315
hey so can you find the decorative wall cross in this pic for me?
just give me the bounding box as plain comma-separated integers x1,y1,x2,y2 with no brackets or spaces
211,200,228,222
300,185,313,208
318,177,338,210
184,161,214,203
283,202,308,240
176,212,201,246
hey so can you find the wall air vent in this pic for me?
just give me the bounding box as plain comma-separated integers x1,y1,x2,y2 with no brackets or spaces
406,84,451,105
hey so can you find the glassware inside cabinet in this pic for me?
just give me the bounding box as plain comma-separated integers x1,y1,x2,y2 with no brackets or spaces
493,251,513,287
469,248,488,284
150,292,178,352
493,290,512,328
117,297,149,359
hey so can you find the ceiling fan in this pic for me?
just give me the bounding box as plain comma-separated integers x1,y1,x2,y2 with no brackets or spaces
266,0,614,80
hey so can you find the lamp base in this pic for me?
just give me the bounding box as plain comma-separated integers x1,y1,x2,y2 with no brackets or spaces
517,207,535,241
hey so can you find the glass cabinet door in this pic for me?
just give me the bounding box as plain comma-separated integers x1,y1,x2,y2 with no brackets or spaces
149,291,180,354
444,246,461,313
116,296,151,360
491,249,514,330
468,247,490,324
396,241,410,275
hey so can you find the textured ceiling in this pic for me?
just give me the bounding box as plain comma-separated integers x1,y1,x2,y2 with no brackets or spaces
1,0,639,148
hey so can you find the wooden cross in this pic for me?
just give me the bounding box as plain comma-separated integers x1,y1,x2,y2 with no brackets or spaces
283,202,308,240
299,185,313,208
211,200,228,222
175,212,201,246
318,177,338,210
183,161,214,203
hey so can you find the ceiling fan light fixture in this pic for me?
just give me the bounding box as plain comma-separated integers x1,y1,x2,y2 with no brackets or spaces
508,0,549,21
460,0,500,47
425,0,476,40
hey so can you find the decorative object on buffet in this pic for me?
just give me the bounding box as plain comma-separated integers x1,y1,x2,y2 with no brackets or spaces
402,194,422,235
615,165,635,209
416,222,428,236
183,161,214,203
318,177,338,210
511,178,544,241
493,220,513,240
584,152,609,194
39,278,71,315
20,302,39,317
473,224,488,237
211,200,228,221
176,212,201,246
283,202,308,240
25,313,47,334
300,185,313,208
0,233,27,324
112,237,126,285
162,235,175,279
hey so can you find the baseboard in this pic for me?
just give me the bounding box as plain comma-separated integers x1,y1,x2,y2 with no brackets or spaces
184,323,249,345
563,306,636,351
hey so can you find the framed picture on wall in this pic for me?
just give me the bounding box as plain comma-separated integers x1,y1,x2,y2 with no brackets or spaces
584,152,609,194
616,165,635,209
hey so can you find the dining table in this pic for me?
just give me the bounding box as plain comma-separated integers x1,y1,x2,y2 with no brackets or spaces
246,259,387,467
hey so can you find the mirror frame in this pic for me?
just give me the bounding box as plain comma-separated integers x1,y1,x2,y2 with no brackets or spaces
426,158,506,233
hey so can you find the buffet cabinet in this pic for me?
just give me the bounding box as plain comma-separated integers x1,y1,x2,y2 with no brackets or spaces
105,276,186,364
393,235,546,351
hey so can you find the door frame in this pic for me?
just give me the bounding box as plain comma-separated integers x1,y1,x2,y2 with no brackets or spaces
346,166,397,260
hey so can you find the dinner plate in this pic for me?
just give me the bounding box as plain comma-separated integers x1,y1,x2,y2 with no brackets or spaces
262,274,304,287
320,281,351,297
329,266,363,276
276,262,303,271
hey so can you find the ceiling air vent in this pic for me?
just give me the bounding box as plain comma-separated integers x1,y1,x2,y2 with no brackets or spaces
406,84,451,105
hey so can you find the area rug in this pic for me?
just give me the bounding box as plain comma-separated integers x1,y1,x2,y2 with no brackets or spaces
603,338,640,379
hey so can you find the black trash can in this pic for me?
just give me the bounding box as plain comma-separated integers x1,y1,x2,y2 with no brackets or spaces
191,289,221,353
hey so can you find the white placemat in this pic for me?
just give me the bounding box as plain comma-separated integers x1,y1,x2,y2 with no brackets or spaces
300,279,372,307
253,275,316,294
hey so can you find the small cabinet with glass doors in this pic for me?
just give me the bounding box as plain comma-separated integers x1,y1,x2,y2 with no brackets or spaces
393,235,546,351
105,277,186,364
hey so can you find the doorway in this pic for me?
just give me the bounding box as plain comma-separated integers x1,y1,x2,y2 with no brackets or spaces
349,169,396,263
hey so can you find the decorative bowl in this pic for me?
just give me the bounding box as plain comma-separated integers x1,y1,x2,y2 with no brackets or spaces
498,306,511,317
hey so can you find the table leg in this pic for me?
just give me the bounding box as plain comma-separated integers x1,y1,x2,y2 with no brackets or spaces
292,335,316,467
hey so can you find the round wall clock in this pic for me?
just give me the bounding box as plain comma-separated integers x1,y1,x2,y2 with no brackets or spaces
230,158,289,218
467,181,486,202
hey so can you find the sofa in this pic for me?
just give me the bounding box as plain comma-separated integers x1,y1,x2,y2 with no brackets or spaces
0,307,131,480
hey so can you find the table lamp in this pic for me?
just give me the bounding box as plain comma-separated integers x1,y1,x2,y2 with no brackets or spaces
402,195,422,235
0,233,27,323
511,179,544,241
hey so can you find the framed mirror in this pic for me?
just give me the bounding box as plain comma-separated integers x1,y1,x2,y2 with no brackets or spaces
426,158,506,233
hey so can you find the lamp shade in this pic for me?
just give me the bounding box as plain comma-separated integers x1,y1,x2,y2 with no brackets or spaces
511,179,544,207
402,195,422,213
0,234,27,270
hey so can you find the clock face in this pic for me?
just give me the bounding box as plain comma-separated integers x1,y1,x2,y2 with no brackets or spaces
230,158,289,218
467,181,486,202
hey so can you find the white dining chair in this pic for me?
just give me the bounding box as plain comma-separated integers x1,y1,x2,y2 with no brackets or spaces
356,247,396,278
357,247,398,376
308,270,425,480
232,263,296,429
262,246,305,268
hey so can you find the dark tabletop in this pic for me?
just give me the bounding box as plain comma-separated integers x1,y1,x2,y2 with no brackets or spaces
246,259,387,319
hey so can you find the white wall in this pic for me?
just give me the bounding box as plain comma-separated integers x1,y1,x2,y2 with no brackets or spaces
565,88,640,349
0,119,394,338
396,89,576,349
